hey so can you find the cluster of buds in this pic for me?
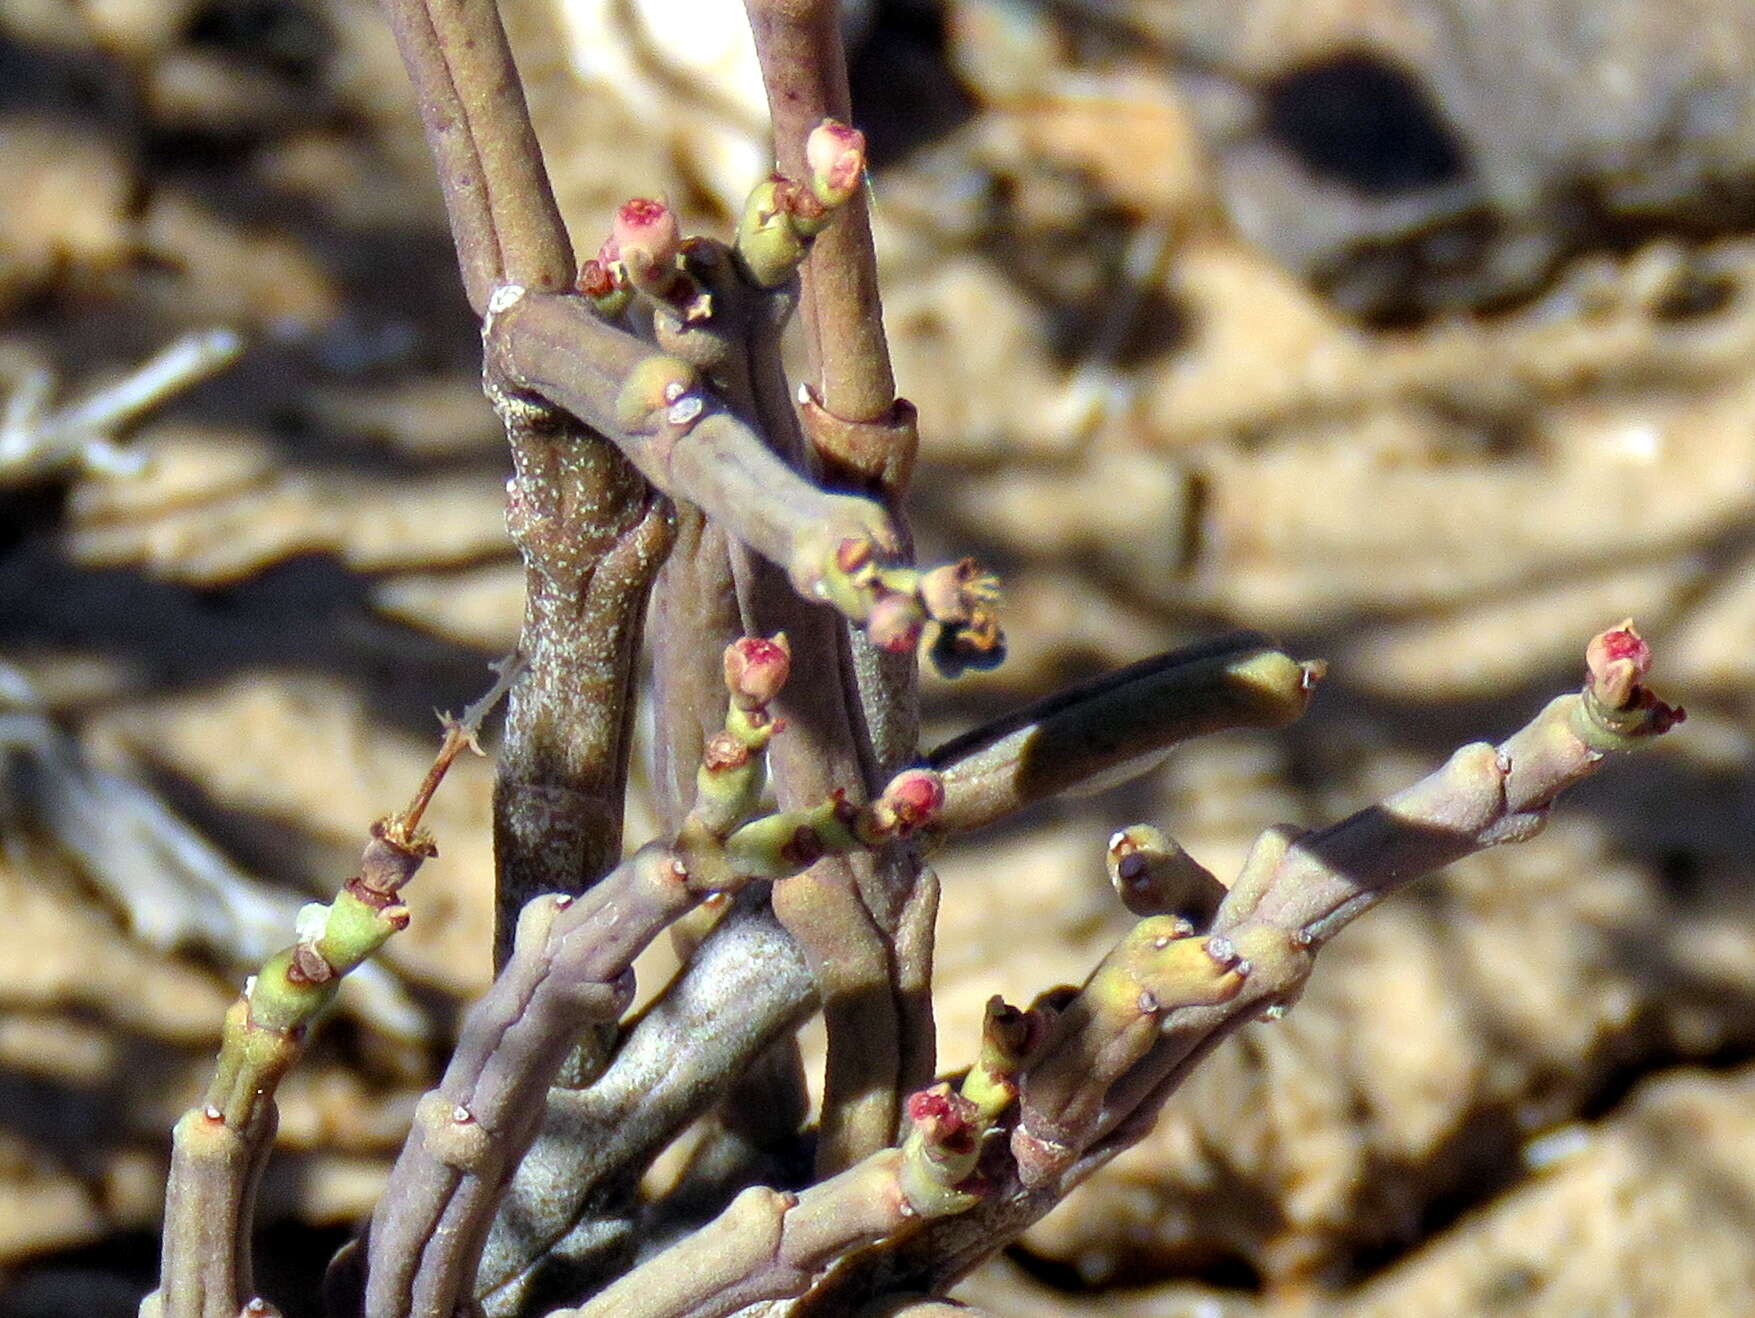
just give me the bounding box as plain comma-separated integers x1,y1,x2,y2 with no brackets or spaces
899,1085,987,1217
821,539,1006,675
898,995,1041,1218
827,536,927,653
717,766,947,879
918,557,1005,677
691,635,793,839
736,120,868,288
578,197,701,318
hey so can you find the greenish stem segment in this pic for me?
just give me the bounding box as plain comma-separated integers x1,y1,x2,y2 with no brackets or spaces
928,633,1319,836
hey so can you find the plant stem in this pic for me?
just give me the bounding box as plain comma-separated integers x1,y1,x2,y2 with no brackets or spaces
374,0,572,310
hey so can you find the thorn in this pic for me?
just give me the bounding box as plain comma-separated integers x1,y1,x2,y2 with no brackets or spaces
203,1104,224,1122
553,893,574,910
1137,990,1159,1014
459,651,525,740
451,1104,474,1124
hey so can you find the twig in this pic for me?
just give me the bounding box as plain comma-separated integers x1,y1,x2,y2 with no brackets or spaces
483,289,904,614
0,329,241,482
373,0,572,309
145,666,504,1318
927,633,1319,835
799,624,1683,1308
365,643,946,1318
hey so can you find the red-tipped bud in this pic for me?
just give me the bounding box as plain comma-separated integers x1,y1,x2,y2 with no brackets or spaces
867,591,925,653
806,119,866,207
1584,621,1686,733
906,1088,955,1124
906,1085,977,1153
576,258,620,299
881,768,945,833
723,634,791,710
1586,620,1652,709
609,198,682,291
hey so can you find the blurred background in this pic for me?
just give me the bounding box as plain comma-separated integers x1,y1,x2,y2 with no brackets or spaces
2,0,1755,1313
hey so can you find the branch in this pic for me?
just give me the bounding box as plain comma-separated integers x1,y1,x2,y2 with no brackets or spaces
490,437,671,965
477,893,818,1313
799,624,1683,1307
363,642,949,1318
482,631,1318,1308
547,991,1032,1318
484,289,900,613
927,633,1320,836
144,689,498,1318
374,0,572,310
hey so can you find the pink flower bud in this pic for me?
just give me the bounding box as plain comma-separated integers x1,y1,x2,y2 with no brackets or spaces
906,1085,978,1153
723,634,791,709
882,768,945,832
806,120,866,206
609,198,681,291
1586,620,1652,709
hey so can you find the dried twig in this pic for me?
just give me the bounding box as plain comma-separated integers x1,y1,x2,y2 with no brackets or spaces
0,329,240,482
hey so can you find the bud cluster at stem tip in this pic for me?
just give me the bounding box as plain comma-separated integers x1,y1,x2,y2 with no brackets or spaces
578,197,686,314
1584,619,1685,734
724,634,791,711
